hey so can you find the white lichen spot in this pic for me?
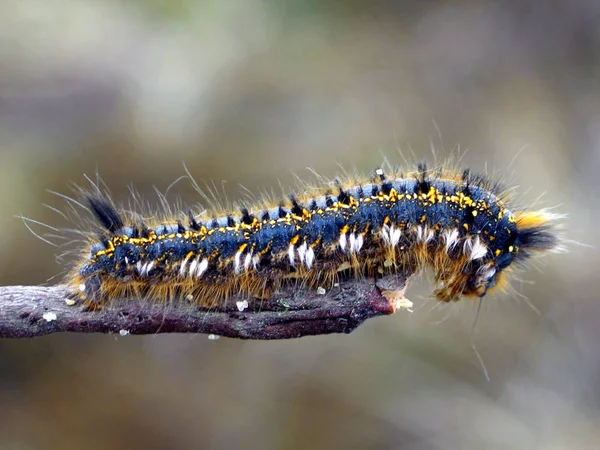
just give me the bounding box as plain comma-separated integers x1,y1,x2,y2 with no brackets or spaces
395,297,414,312
380,285,413,313
186,294,194,302
208,334,220,341
79,283,86,292
317,287,326,295
64,299,76,306
43,312,57,322
236,300,249,312
334,282,340,287
119,329,130,336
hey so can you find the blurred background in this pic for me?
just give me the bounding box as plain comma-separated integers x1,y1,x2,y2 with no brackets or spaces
1,1,599,449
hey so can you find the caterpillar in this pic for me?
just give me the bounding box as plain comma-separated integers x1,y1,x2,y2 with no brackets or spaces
49,163,561,309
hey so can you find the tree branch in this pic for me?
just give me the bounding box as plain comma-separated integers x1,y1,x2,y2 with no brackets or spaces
0,276,409,339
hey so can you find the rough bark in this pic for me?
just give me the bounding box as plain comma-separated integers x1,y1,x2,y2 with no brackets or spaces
0,277,408,339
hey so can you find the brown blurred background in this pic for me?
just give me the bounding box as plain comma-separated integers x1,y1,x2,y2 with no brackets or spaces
1,1,599,449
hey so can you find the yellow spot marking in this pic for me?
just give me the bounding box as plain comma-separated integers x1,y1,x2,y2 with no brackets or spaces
495,249,501,257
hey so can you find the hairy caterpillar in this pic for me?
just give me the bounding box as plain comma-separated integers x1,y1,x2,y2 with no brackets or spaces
41,163,561,309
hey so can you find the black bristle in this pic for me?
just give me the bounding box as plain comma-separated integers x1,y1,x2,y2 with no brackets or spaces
417,162,430,193
227,215,236,227
381,182,393,195
140,221,149,238
177,221,186,234
278,205,288,218
188,210,200,231
308,199,317,211
462,169,471,184
87,196,124,234
325,195,334,207
357,185,365,198
260,210,270,222
335,180,351,205
370,185,379,196
289,196,304,216
518,225,558,253
241,208,254,225
462,169,472,195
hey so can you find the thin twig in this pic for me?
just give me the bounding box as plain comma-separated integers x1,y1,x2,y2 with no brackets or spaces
0,277,406,339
